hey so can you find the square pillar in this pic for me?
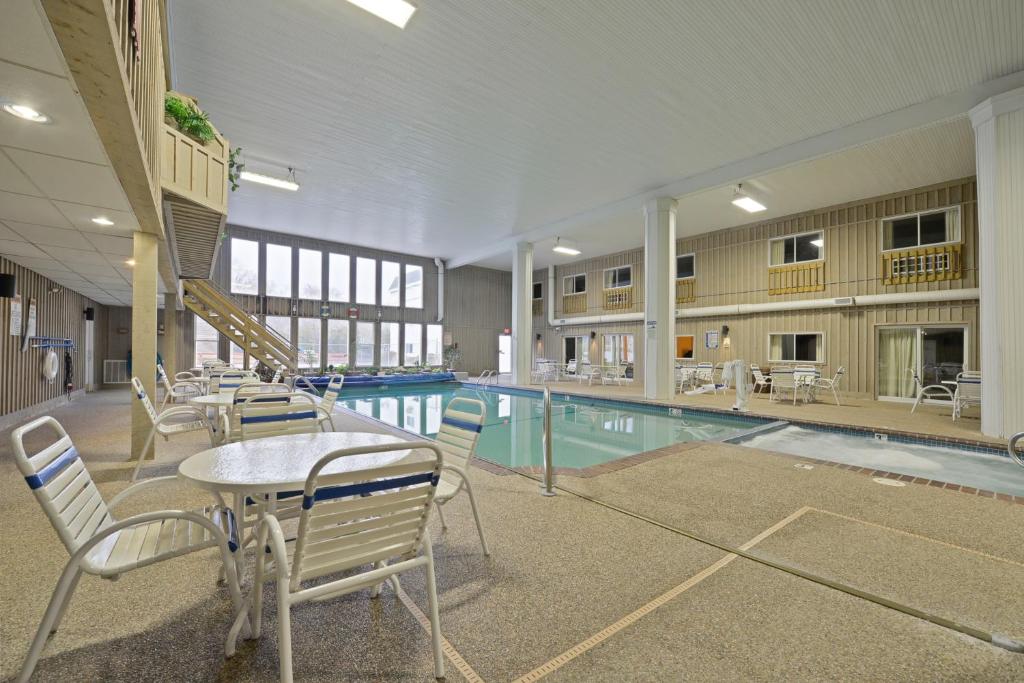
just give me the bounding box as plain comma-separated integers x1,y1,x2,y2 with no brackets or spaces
512,242,534,385
131,232,159,460
643,198,677,400
970,86,1024,438
162,293,178,378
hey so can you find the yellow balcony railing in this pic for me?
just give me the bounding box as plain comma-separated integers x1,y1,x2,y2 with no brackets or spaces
768,261,825,295
881,243,962,285
675,279,696,304
603,286,633,310
562,292,587,315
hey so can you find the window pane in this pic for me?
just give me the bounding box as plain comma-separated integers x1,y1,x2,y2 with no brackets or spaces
380,322,399,367
425,325,443,365
576,274,586,292
230,342,245,369
676,254,694,279
355,322,375,366
404,323,422,365
297,249,322,300
264,315,292,343
381,261,401,307
533,282,542,300
794,233,822,262
781,334,796,361
327,319,350,367
297,318,321,368
919,212,947,245
405,264,423,309
794,334,818,362
328,253,350,302
265,244,292,297
605,267,630,288
230,238,258,294
886,217,918,250
194,314,219,367
356,257,376,305
783,238,795,264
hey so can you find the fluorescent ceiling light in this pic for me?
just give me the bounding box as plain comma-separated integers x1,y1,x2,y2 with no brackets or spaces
125,259,136,267
344,0,416,28
91,217,114,226
552,238,580,257
3,103,49,123
731,195,766,213
240,170,300,191
810,238,824,247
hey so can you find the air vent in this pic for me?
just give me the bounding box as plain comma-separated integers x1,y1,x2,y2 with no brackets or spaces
833,297,855,306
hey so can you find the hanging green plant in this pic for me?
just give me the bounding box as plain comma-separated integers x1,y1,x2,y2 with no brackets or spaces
164,94,215,143
228,147,244,191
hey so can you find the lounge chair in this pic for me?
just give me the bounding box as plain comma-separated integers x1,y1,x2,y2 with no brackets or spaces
952,371,981,421
908,368,954,413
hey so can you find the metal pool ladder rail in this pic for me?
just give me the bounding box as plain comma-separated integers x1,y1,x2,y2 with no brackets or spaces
541,386,556,496
1010,432,1024,468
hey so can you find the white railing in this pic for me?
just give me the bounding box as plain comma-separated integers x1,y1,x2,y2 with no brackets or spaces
103,360,130,384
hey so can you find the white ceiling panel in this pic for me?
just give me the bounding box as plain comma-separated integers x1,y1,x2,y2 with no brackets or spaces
70,262,124,276
83,233,134,256
52,201,139,234
41,246,110,265
4,255,68,272
86,275,130,286
6,222,95,250
0,151,40,195
0,238,48,258
5,149,131,211
0,190,73,227
0,221,25,241
0,0,66,75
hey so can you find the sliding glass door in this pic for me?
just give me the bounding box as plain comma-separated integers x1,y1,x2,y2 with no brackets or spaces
877,326,966,401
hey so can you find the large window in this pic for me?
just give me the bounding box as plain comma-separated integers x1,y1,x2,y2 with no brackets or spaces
194,315,219,366
425,324,443,366
328,253,350,302
404,323,422,366
297,318,321,369
769,333,823,363
603,334,635,365
564,274,586,294
327,319,350,367
297,249,322,300
230,238,259,294
230,342,245,369
381,261,401,307
405,264,423,309
355,322,375,366
603,266,631,289
265,244,292,297
882,207,961,251
356,257,376,305
676,253,695,279
769,232,823,266
264,315,292,343
380,322,400,367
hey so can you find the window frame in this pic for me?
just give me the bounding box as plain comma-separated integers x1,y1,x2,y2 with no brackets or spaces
602,265,632,290
229,238,259,295
767,331,825,364
296,248,323,301
296,317,323,369
403,322,423,366
379,321,400,368
327,253,351,303
355,321,376,367
563,273,587,295
768,230,825,267
380,260,401,308
404,264,424,309
355,257,377,305
193,314,220,367
326,318,350,367
880,206,961,253
264,243,294,298
675,252,696,280
425,324,443,366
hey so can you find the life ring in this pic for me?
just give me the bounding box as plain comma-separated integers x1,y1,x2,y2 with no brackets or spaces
42,350,59,382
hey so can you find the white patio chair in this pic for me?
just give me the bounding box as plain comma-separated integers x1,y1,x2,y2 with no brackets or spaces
695,362,717,393
602,364,626,385
433,397,490,555
238,392,323,441
270,365,285,383
291,375,319,395
952,371,982,421
130,377,215,482
793,365,820,402
217,370,260,394
769,367,799,404
565,359,578,377
11,416,243,683
908,368,955,413
814,366,845,406
226,442,446,683
175,370,198,382
315,375,344,431
157,363,202,408
751,365,771,395
220,383,294,443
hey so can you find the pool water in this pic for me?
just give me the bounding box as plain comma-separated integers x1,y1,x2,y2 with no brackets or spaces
338,382,755,469
735,425,1024,496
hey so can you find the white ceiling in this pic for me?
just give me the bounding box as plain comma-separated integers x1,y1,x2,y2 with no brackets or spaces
168,0,1023,269
0,0,153,307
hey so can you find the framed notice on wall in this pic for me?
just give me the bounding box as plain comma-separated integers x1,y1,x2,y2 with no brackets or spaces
22,297,37,352
9,293,21,336
704,329,720,350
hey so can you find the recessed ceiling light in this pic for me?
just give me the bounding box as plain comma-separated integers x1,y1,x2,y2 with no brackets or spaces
3,103,49,123
344,0,416,28
552,238,580,257
125,259,136,267
240,170,300,191
91,217,114,226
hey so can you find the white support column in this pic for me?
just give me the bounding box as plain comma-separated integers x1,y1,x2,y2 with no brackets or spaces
643,197,677,400
969,86,1024,438
163,293,177,378
131,232,158,461
511,241,534,385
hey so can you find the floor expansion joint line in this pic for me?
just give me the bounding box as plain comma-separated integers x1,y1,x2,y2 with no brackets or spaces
395,586,486,683
509,507,812,683
495,464,1024,656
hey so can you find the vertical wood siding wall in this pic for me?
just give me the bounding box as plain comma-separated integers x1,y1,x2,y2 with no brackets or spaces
444,265,512,374
0,257,106,417
103,305,191,378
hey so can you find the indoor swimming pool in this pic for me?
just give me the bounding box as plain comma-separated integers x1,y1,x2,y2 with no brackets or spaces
734,425,1024,496
338,382,757,469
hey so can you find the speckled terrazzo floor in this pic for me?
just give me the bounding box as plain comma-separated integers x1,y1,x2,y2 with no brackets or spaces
1,389,1021,681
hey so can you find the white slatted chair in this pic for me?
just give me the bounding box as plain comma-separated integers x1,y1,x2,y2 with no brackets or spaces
602,364,629,385
433,397,490,555
202,360,229,377
315,375,344,431
751,365,772,395
238,393,323,441
10,416,244,683
695,362,718,393
130,377,215,482
157,363,201,408
814,366,845,406
793,365,820,402
175,370,198,382
226,442,446,683
291,375,319,395
220,383,294,443
769,367,799,404
908,368,955,413
217,370,259,394
270,365,285,384
952,371,982,421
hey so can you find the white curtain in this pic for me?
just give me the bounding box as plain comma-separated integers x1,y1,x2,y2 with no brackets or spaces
769,334,783,361
770,239,786,265
878,328,917,398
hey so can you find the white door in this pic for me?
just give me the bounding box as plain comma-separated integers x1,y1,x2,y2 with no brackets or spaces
498,334,512,374
84,319,95,390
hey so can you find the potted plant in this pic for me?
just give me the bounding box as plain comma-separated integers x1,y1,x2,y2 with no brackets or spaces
164,93,215,143
443,343,461,371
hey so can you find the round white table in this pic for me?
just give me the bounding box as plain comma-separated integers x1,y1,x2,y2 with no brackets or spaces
189,392,236,408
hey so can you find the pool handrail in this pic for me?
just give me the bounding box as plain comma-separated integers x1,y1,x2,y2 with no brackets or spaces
541,386,555,496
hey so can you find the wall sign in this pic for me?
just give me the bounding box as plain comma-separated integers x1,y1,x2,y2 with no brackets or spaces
9,293,21,336
347,306,359,319
704,329,720,350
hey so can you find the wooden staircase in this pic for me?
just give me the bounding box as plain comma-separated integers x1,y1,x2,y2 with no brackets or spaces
183,279,298,372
